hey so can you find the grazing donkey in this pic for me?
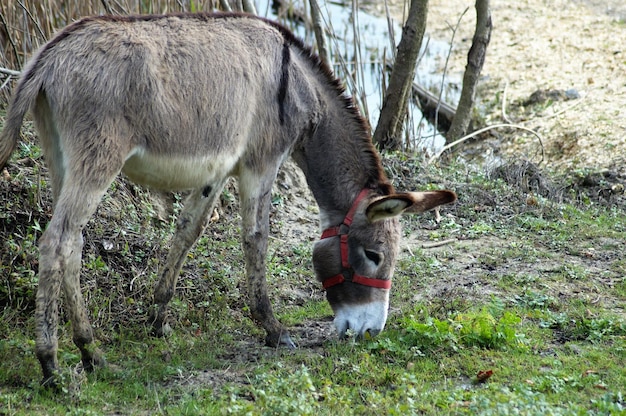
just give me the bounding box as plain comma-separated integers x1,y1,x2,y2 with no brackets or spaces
0,12,456,385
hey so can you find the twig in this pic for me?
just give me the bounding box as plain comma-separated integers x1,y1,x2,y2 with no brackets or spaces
100,0,114,14
351,0,370,121
422,238,456,249
219,0,232,12
241,0,257,14
0,74,13,91
0,67,20,76
309,0,329,64
16,0,46,41
384,0,396,61
0,5,21,70
268,235,288,244
435,7,469,141
428,123,545,165
501,80,512,123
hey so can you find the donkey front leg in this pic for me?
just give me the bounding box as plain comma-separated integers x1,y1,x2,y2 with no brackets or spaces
150,183,225,336
239,174,295,349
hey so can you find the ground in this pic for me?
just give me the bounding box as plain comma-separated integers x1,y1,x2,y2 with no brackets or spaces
263,0,626,350
1,1,625,411
1,0,624,351
380,0,626,171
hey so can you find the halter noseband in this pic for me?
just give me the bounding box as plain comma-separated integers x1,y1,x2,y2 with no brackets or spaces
319,189,392,290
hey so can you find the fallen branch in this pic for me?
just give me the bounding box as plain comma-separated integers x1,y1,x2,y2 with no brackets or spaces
412,83,456,133
427,123,545,165
422,238,457,249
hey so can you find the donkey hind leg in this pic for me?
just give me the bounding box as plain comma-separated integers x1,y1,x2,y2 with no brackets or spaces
150,180,228,336
36,183,112,385
239,172,295,349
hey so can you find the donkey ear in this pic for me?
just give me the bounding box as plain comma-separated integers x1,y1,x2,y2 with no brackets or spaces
366,190,457,222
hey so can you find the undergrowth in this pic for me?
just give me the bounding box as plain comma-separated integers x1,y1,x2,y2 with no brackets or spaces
1,130,625,413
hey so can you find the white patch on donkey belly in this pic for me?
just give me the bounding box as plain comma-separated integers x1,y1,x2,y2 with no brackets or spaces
333,299,389,338
122,146,239,190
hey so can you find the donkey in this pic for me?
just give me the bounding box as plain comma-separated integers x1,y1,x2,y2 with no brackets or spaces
0,12,456,385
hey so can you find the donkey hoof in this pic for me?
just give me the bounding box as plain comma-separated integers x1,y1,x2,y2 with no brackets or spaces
81,354,106,373
41,375,59,390
265,331,296,349
152,322,172,338
280,334,297,350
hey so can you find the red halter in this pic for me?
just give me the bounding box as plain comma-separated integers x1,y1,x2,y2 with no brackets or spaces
319,189,392,290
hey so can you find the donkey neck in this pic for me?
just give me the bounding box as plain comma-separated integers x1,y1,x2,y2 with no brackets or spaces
293,98,391,230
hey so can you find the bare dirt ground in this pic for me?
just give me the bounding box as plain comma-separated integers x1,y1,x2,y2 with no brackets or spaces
383,0,626,171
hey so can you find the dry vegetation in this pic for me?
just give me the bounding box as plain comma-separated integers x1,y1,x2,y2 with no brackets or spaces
0,1,228,103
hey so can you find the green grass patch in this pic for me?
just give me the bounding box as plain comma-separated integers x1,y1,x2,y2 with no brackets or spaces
2,142,626,413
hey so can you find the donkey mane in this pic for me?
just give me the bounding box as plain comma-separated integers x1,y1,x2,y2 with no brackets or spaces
21,11,392,197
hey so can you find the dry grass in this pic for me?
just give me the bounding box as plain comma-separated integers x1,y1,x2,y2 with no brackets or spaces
0,0,223,104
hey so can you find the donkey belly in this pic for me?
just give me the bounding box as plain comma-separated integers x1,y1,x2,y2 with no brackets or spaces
122,147,239,191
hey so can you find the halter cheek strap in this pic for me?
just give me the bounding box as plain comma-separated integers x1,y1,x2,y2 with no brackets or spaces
319,189,392,290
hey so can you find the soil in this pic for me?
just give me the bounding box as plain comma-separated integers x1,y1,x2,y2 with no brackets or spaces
380,0,626,171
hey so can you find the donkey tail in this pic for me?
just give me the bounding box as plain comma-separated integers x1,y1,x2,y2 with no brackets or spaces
0,66,43,169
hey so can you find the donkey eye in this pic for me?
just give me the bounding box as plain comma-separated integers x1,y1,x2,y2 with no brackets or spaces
364,249,382,266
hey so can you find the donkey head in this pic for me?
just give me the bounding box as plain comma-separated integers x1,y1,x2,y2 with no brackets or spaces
313,189,456,339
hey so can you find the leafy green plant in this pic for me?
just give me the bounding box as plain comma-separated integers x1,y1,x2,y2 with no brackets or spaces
368,301,527,359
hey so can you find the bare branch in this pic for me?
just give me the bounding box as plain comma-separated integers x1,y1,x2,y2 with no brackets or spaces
0,74,13,91
0,3,21,70
100,0,114,15
219,0,233,12
428,123,545,165
241,0,257,14
0,67,20,76
16,0,46,41
436,7,468,138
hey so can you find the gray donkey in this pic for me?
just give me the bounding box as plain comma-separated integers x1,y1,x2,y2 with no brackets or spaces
0,12,456,385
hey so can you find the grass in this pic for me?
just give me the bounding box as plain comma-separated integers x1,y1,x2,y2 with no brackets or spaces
1,3,625,412
1,134,626,414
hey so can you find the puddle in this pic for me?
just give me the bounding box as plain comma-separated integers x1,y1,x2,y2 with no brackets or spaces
265,1,461,154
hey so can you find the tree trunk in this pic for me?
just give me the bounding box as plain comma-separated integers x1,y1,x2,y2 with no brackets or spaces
446,0,492,141
373,0,429,151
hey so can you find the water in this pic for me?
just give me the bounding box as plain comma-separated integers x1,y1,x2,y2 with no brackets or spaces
264,1,461,154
